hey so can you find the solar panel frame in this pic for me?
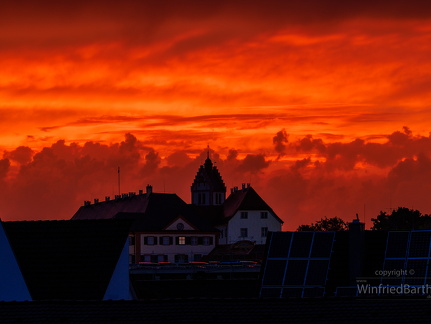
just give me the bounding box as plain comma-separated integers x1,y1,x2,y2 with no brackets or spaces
284,260,308,286
260,231,335,298
409,231,431,258
385,231,409,258
289,232,314,258
267,231,292,258
381,230,431,288
305,260,331,286
310,232,335,258
404,259,427,285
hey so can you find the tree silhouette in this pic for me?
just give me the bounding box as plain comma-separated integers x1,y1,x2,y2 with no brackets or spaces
371,207,431,230
297,216,348,231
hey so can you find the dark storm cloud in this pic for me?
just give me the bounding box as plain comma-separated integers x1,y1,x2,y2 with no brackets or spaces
3,146,34,164
3,1,431,49
273,129,289,156
0,158,10,179
290,127,431,170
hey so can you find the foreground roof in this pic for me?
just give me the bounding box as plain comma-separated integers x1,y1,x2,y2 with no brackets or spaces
2,219,131,300
0,298,429,323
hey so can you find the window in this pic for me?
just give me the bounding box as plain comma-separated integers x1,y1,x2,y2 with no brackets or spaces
261,211,268,219
175,254,189,263
240,228,248,238
178,236,186,245
215,193,222,205
158,255,168,262
261,227,268,237
190,236,198,245
240,211,248,219
202,236,213,246
144,236,157,245
161,236,172,245
141,255,151,262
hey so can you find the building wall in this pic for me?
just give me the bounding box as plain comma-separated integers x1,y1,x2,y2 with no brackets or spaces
131,233,216,263
225,210,282,244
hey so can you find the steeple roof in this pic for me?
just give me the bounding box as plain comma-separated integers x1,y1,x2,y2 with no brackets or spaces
191,157,226,192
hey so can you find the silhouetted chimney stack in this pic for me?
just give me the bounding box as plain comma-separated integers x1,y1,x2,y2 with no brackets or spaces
348,214,365,285
146,185,153,194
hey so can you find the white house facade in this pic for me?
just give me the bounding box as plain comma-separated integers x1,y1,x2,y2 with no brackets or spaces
220,209,282,245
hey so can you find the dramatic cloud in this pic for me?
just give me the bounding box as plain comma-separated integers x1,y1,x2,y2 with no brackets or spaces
1,2,431,228
273,129,289,157
0,158,9,180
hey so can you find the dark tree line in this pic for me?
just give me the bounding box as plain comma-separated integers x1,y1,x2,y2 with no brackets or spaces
297,207,431,231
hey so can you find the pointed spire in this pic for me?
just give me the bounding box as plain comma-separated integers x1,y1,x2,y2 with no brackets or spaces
204,145,212,169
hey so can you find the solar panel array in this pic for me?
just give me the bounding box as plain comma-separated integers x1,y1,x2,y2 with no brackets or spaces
260,231,335,298
382,231,431,287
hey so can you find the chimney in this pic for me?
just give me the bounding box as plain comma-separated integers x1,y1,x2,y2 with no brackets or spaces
247,183,250,188
242,183,246,191
348,214,365,285
94,198,99,204
146,184,153,194
84,200,91,206
139,189,143,195
105,196,110,201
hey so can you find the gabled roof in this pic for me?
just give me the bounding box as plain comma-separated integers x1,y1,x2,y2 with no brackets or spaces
2,219,131,300
223,187,283,223
73,192,217,232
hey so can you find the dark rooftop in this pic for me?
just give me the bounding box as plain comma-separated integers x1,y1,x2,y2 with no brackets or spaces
73,192,218,232
0,298,430,323
2,219,131,300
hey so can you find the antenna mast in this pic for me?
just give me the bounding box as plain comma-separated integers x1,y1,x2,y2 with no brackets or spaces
118,166,121,195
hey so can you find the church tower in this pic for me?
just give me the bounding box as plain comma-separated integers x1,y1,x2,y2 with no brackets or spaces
191,149,226,206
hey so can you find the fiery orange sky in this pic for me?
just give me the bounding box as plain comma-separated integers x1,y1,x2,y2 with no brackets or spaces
2,1,431,229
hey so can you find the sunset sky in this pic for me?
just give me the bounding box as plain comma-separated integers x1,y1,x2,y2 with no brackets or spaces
1,1,431,229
